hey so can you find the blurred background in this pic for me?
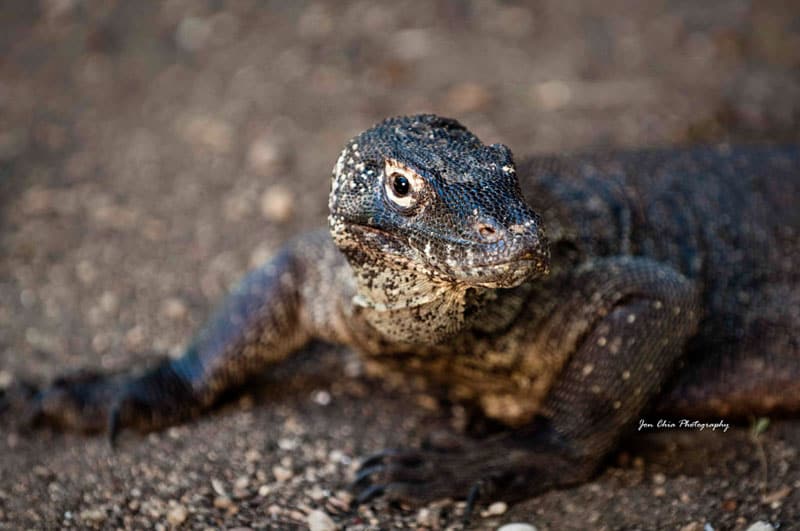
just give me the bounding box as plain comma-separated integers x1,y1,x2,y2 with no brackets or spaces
1,1,799,529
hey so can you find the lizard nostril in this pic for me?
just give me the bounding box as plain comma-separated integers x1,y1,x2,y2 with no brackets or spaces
475,221,502,243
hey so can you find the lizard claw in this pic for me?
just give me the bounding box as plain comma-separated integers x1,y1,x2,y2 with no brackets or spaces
351,464,386,490
463,480,485,525
358,448,401,469
354,484,386,506
108,402,122,449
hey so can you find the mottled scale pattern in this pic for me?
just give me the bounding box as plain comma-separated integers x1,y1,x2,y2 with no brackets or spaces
18,115,800,506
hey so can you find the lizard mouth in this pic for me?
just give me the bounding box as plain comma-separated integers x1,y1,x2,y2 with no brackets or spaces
342,221,549,288
450,254,549,288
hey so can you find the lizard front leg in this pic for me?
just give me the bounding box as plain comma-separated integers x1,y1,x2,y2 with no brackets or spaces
354,257,700,506
27,240,324,438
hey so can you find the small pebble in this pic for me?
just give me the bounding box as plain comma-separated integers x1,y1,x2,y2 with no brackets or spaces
272,465,293,482
245,449,262,463
278,437,298,451
497,524,537,531
307,485,326,501
746,523,775,531
79,507,106,523
307,509,337,531
260,186,294,223
211,479,227,497
484,501,508,516
213,496,233,510
328,450,345,464
416,507,436,527
333,490,352,506
247,135,282,176
166,504,187,526
313,390,331,406
233,476,250,498
161,298,187,320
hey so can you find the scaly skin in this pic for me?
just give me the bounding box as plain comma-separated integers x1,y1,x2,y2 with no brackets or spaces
12,115,800,506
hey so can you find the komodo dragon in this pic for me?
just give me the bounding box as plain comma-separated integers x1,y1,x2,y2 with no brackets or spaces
11,114,800,506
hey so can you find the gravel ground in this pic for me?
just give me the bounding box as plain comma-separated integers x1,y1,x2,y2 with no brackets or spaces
1,1,799,529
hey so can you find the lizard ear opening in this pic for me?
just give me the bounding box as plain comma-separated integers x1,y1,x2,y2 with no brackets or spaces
383,159,425,213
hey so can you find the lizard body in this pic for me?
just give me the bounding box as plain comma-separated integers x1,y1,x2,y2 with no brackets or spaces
17,115,800,505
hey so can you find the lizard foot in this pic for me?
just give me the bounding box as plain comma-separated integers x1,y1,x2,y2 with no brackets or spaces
26,369,122,433
352,422,588,509
353,446,489,507
24,360,200,442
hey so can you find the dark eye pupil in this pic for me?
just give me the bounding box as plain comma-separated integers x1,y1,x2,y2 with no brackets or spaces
392,174,410,196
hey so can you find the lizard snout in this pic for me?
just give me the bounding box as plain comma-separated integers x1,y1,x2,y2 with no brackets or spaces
457,213,549,288
472,215,545,258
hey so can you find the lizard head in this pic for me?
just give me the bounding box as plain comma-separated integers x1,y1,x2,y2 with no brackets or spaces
328,114,549,290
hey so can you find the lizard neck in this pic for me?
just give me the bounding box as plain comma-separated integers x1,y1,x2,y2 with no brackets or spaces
347,253,532,345
347,252,475,345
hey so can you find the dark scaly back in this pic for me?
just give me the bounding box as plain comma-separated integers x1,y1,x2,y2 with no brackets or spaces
519,146,800,311
519,145,800,417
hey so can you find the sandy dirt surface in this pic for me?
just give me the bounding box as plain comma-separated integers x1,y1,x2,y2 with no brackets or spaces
1,1,800,529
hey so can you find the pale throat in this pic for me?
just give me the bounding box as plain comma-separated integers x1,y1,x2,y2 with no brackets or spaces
345,247,477,345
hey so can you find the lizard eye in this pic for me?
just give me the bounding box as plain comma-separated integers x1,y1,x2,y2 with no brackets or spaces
384,159,423,211
390,174,410,197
